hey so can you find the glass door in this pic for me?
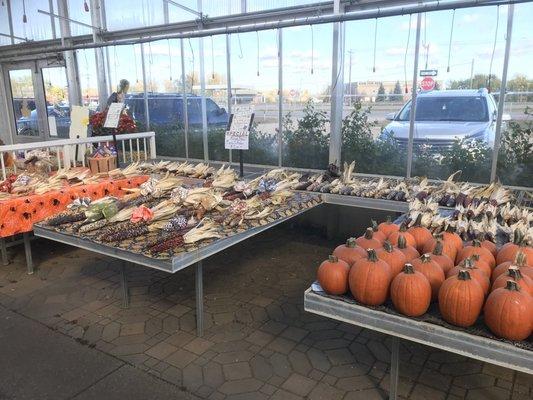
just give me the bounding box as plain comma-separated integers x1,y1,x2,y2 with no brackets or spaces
41,65,70,138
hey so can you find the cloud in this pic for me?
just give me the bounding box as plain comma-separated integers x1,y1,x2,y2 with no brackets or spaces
461,13,480,23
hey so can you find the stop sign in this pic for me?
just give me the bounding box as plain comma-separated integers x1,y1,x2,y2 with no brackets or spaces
420,77,435,91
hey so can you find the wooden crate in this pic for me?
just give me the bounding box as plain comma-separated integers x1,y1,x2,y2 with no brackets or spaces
88,156,117,174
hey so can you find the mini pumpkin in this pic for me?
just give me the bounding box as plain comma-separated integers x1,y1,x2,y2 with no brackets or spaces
492,266,533,296
397,234,420,261
333,238,366,266
388,223,416,249
377,240,407,277
390,263,431,317
407,214,433,252
349,248,391,306
457,240,496,269
317,255,350,295
377,216,399,238
411,254,445,301
355,228,382,250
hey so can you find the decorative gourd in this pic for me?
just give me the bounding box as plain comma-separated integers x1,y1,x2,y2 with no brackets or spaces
438,270,484,327
431,240,454,274
355,228,382,250
411,254,445,301
422,234,457,262
407,214,433,252
349,249,391,306
441,225,463,255
317,255,350,295
370,220,387,243
484,281,533,341
492,252,533,283
446,259,490,295
492,267,533,296
390,263,431,317
496,230,533,266
377,216,399,238
397,235,420,261
377,241,407,277
388,223,416,249
333,238,367,266
457,240,496,269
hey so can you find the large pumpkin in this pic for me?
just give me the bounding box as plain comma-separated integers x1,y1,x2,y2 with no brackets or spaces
431,240,454,274
496,231,533,266
317,255,350,295
349,249,391,306
438,270,484,327
389,223,416,249
457,240,496,269
411,254,445,301
390,263,431,317
355,228,382,250
492,252,533,283
446,259,490,295
397,234,420,261
377,216,399,238
333,238,366,266
407,214,433,252
422,234,457,262
484,280,533,341
492,267,533,296
370,220,387,244
377,240,407,277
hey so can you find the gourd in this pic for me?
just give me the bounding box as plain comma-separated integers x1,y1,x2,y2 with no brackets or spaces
430,240,454,274
411,254,445,301
349,249,391,306
496,230,533,266
355,228,382,250
491,266,533,296
317,255,350,295
397,235,420,261
377,241,407,277
446,258,490,295
407,214,433,252
457,240,496,269
377,216,399,238
484,280,533,341
388,223,416,249
370,220,387,243
333,237,366,266
390,263,431,317
438,270,484,328
492,252,533,283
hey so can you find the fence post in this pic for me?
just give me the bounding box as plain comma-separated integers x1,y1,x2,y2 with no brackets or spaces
149,133,157,159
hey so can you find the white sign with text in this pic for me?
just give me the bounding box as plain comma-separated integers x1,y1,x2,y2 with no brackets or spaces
225,106,254,150
104,102,124,128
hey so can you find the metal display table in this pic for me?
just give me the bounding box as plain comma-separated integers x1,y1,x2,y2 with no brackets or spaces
33,200,321,336
304,288,532,399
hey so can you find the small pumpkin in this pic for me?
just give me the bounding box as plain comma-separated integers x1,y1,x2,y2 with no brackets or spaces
492,252,533,283
355,228,382,250
390,263,431,317
411,254,445,301
333,238,366,266
496,230,533,266
438,270,484,328
370,220,387,243
431,240,454,274
492,266,533,296
388,223,416,249
422,234,457,262
397,234,420,261
457,240,496,269
484,280,533,341
349,248,391,306
441,225,463,254
377,240,407,277
377,216,399,238
407,214,433,252
446,259,490,295
317,255,350,295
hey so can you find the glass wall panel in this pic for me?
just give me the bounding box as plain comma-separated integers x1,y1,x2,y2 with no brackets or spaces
105,0,164,31
76,49,99,110
0,4,11,45
230,29,279,166
11,0,53,41
42,66,70,138
497,2,532,187
68,0,93,36
282,24,332,169
8,69,39,137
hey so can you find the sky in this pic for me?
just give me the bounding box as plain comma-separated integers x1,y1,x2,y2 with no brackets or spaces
1,1,532,97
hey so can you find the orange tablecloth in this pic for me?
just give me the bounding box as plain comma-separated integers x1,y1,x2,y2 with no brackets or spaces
0,175,148,238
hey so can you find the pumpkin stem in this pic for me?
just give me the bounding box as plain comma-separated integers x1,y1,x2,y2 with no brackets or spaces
463,258,474,269
513,229,523,245
383,240,394,253
385,215,392,224
399,222,408,232
507,266,523,280
471,254,480,262
471,239,482,248
346,237,357,248
414,213,423,227
420,253,432,263
366,248,379,262
328,255,339,263
403,263,415,274
505,280,521,292
371,220,379,232
364,228,374,240
397,235,407,249
514,251,527,267
457,270,472,280
432,240,443,256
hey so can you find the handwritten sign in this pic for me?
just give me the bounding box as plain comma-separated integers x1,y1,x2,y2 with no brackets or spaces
225,106,254,150
104,102,124,128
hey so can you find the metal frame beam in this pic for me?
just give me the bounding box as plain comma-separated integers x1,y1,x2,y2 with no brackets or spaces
89,0,109,108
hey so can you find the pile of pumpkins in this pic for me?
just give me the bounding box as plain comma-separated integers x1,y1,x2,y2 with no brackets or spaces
317,217,533,341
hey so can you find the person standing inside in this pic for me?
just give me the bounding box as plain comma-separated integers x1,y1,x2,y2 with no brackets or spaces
106,79,130,109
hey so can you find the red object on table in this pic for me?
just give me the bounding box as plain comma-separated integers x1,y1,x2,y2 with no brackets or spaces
0,175,148,238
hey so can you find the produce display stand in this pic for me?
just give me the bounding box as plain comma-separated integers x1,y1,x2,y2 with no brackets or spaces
304,288,533,400
34,194,322,336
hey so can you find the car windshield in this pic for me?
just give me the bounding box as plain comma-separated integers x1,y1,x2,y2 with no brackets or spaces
397,96,489,122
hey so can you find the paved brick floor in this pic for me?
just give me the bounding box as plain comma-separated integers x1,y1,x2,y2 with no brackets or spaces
1,227,532,400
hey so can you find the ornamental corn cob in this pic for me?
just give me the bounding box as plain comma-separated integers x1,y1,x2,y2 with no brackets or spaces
101,223,149,242
46,211,86,226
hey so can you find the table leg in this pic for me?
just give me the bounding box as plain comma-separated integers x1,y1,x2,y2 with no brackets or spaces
196,261,204,337
121,262,130,309
389,336,400,400
0,238,8,266
23,233,33,274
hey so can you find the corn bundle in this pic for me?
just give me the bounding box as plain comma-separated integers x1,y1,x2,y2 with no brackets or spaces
46,211,87,226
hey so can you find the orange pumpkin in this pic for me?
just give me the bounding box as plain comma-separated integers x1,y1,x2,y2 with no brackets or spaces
467,254,492,278
370,220,387,243
484,280,533,341
446,260,490,295
397,234,420,261
423,234,457,262
411,254,445,301
317,255,350,295
492,252,533,283
333,238,366,266
389,223,416,249
438,270,484,328
457,240,496,269
492,267,533,296
441,225,463,255
377,216,399,238
390,263,431,317
377,241,407,277
496,230,533,266
431,240,454,274
349,249,391,306
407,214,433,252
355,228,382,250
466,237,497,257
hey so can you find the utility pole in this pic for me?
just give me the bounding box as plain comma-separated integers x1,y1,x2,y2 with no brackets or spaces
469,58,475,89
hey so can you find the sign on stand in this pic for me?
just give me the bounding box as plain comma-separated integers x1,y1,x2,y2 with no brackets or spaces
225,106,254,177
104,103,124,128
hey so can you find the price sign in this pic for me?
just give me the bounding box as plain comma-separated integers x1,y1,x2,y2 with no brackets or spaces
225,106,254,150
104,102,124,128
